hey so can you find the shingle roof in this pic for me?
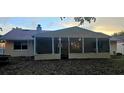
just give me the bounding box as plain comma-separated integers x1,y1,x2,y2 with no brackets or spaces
0,26,110,40
35,26,110,38
110,36,124,41
0,29,49,40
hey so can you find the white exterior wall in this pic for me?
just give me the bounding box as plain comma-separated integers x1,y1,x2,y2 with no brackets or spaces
35,53,110,60
110,41,117,55
117,41,124,55
5,40,34,56
35,54,60,60
69,53,110,59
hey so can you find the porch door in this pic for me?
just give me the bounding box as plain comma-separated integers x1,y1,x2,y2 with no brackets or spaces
61,38,68,59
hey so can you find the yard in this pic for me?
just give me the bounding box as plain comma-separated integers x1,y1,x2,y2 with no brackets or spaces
0,56,124,75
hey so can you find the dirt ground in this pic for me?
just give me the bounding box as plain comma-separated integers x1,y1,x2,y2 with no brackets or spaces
0,57,124,75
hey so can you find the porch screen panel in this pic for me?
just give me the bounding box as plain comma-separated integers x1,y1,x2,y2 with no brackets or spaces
36,37,52,54
54,38,59,53
70,38,82,53
84,38,96,53
98,38,109,52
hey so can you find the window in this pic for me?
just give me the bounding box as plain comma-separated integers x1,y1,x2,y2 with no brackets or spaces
22,42,28,49
70,38,82,53
14,41,28,50
84,38,96,53
36,37,52,54
98,38,109,52
54,38,59,53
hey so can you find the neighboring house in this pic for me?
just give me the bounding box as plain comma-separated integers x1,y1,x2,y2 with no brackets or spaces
0,25,110,60
110,36,124,55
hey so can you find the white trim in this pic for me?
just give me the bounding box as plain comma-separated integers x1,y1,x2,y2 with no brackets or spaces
13,40,28,51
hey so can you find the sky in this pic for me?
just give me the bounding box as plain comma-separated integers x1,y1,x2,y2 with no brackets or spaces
0,17,124,35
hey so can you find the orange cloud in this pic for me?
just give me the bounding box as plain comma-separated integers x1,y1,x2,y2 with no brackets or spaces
92,25,122,35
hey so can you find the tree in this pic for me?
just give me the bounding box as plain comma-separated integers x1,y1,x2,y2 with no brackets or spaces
60,17,96,25
112,31,124,36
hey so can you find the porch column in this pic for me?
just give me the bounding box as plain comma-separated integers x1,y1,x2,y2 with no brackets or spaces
52,38,54,54
96,38,98,53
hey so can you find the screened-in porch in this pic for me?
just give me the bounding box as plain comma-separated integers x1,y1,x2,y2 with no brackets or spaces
34,37,110,60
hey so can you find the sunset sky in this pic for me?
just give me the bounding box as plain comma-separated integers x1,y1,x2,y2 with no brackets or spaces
0,17,124,35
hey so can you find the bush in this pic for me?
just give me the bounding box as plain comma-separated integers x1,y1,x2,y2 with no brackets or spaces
116,53,122,56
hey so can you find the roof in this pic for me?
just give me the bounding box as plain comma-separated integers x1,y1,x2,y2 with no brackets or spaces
110,36,124,41
0,26,110,40
0,29,49,40
35,26,110,38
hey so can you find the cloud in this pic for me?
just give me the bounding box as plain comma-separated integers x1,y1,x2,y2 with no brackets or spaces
70,17,124,35
86,17,124,35
1,17,124,35
59,21,80,27
47,18,124,35
0,24,32,35
91,25,122,35
48,21,80,28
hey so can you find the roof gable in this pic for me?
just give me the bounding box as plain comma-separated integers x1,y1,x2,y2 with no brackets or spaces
35,26,110,38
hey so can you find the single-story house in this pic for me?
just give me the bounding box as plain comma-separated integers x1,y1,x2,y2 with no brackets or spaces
0,25,110,60
110,36,124,55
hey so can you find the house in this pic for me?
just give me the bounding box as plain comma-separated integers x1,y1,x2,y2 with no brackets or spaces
0,25,110,60
110,36,124,55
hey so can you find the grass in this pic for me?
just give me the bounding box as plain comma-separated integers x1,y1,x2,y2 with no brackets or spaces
111,56,124,71
0,56,124,75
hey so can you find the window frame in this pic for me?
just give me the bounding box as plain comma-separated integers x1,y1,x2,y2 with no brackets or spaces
13,41,28,50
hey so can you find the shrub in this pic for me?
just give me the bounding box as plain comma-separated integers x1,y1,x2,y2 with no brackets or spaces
116,53,122,56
